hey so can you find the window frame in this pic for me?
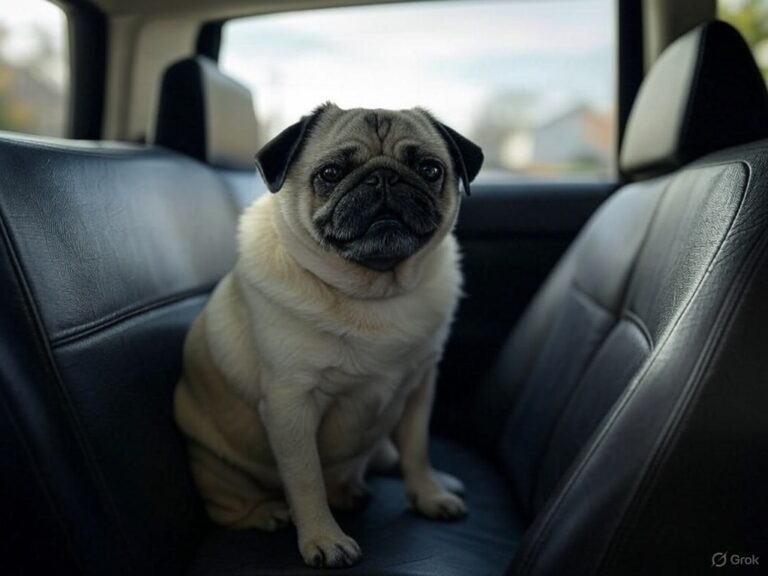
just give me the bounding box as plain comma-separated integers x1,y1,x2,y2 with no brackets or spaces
200,0,641,184
55,0,107,139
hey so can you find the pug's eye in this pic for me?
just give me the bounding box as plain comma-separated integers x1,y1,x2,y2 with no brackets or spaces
418,160,443,182
319,164,344,183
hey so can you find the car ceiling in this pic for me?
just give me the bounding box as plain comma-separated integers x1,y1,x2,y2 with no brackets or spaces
86,0,413,18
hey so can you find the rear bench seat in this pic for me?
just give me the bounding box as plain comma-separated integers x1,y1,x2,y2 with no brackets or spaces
1,21,767,576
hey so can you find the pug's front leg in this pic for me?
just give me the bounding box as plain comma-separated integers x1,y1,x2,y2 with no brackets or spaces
395,367,468,520
260,389,361,567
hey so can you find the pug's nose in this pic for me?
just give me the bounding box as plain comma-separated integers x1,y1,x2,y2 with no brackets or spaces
365,168,400,189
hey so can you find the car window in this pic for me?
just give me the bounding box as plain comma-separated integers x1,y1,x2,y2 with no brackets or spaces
0,0,69,137
718,0,768,84
220,0,616,182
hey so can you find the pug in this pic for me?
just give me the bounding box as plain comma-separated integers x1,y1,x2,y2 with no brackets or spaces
174,103,483,568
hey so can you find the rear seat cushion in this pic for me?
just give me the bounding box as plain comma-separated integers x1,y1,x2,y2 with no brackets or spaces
491,176,668,516
187,438,523,576
0,136,521,575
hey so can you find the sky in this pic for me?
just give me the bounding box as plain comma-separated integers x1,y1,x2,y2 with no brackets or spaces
221,0,615,139
0,0,615,147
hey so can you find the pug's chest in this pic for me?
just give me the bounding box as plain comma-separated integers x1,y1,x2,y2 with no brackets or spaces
312,336,435,458
318,334,434,397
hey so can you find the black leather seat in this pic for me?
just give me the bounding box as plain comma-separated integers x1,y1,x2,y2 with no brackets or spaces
493,21,768,573
190,439,523,576
0,137,234,575
1,20,767,576
153,55,264,209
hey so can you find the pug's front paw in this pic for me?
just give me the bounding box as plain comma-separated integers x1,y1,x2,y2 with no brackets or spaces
409,489,468,520
299,529,362,568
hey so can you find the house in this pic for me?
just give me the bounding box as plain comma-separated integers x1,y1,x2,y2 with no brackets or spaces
531,104,613,175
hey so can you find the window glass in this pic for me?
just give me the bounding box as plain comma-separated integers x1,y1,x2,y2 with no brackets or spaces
0,0,69,137
719,0,768,84
221,0,616,181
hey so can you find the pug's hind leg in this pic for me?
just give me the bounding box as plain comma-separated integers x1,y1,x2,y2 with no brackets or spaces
227,500,292,531
367,437,400,474
188,443,291,531
326,461,371,511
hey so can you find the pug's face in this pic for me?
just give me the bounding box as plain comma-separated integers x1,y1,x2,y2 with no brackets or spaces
256,103,483,272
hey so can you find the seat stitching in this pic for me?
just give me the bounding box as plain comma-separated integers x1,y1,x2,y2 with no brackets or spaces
0,136,177,160
596,160,764,572
526,280,617,511
0,200,138,568
515,160,751,575
621,309,653,349
601,212,768,573
50,285,215,348
570,280,612,313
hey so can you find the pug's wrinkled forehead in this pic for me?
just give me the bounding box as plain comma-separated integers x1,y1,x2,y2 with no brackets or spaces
303,105,450,166
256,102,483,197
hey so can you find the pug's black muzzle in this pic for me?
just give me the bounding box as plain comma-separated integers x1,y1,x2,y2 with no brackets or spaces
315,167,442,271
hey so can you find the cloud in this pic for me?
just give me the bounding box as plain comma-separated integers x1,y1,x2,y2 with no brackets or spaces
221,0,614,138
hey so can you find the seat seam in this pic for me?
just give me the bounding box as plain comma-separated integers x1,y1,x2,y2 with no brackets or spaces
515,160,751,576
527,280,617,511
595,161,764,572
570,280,612,314
600,212,768,574
529,308,655,515
50,286,214,348
523,176,667,518
0,137,176,159
586,160,753,574
621,309,653,349
0,200,138,569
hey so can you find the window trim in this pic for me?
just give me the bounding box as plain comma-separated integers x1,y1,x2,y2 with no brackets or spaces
617,0,643,181
204,0,632,183
56,0,107,139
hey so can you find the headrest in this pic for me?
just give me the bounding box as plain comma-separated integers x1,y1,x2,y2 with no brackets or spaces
153,56,258,170
620,21,768,178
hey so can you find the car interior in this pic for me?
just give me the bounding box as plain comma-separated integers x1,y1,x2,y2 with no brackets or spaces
1,0,767,574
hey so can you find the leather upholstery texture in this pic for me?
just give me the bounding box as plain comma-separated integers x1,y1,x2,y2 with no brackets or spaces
471,21,768,575
0,134,239,574
504,140,768,576
188,438,523,576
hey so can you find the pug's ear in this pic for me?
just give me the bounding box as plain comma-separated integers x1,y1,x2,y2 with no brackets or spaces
420,110,484,196
256,103,331,193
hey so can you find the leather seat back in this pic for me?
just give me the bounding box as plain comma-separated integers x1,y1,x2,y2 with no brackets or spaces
152,55,264,209
0,137,240,574
470,21,768,573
